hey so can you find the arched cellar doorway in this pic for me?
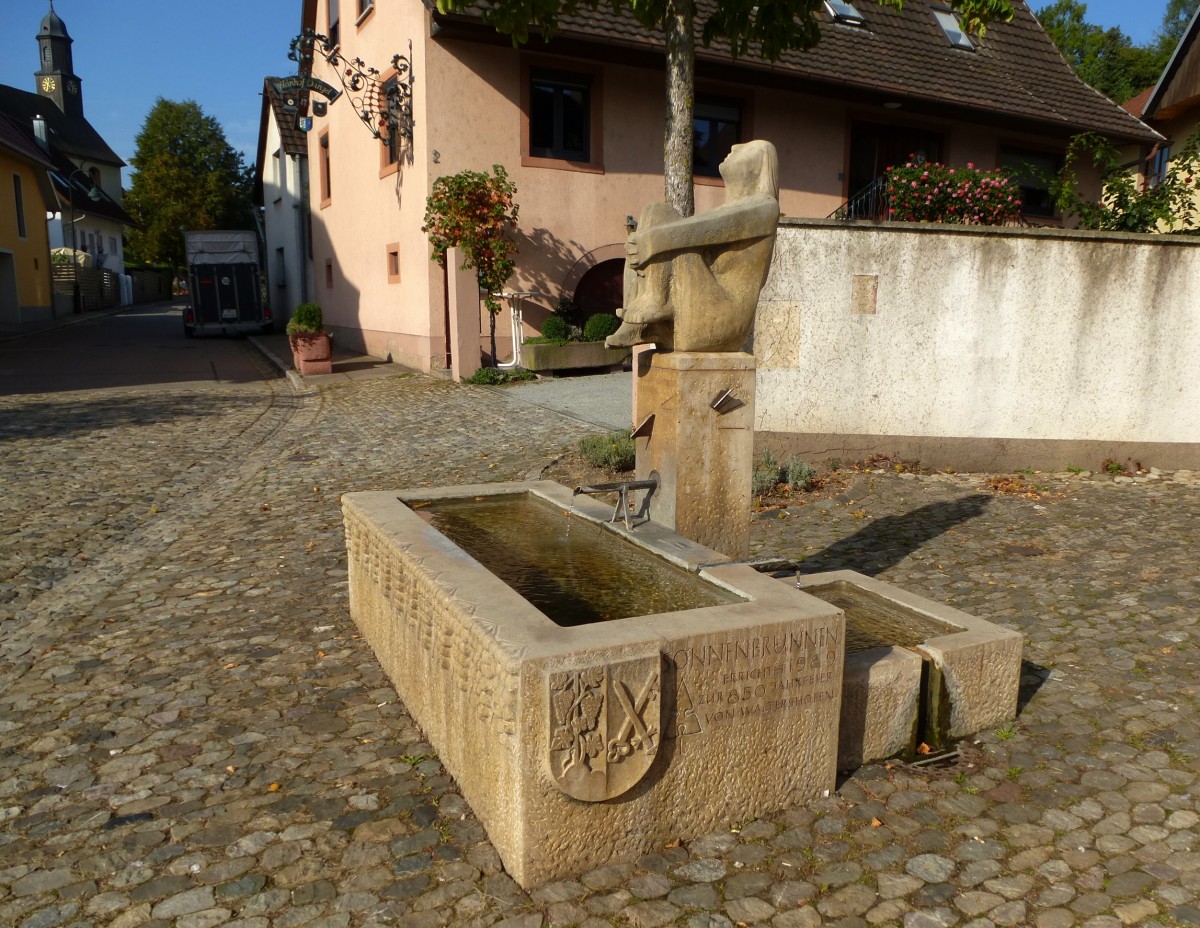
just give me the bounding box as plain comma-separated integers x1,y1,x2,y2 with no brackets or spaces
572,258,623,318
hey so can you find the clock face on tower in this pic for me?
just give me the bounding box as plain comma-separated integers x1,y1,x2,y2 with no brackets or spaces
41,76,56,93
66,80,78,95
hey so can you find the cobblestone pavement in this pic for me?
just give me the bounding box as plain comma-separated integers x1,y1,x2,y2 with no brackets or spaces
2,344,1200,928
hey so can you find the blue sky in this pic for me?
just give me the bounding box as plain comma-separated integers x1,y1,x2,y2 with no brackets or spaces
0,1,1174,171
0,0,300,166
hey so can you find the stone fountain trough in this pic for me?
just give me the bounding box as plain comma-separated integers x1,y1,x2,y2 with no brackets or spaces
342,481,846,887
794,570,1023,770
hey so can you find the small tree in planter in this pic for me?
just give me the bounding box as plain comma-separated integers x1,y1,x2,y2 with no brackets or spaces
286,302,332,375
423,165,519,366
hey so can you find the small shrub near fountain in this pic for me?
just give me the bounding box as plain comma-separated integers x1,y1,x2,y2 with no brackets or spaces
579,431,635,472
782,458,817,490
526,315,571,345
463,367,535,385
752,451,782,496
583,313,621,342
753,454,823,500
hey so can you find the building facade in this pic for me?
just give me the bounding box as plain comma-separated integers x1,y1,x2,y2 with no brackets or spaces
255,78,316,323
0,114,56,327
288,0,1158,372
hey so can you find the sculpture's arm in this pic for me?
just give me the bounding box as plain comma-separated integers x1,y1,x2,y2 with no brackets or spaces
627,196,778,269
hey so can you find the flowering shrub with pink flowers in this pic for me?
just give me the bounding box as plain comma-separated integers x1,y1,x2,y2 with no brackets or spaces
885,160,1022,225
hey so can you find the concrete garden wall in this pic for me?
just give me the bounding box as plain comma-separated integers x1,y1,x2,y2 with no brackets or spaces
754,219,1200,472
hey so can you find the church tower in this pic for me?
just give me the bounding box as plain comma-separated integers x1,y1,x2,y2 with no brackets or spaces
35,1,84,120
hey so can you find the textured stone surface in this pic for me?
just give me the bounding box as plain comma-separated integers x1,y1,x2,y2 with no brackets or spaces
798,569,1023,743
343,482,843,886
635,351,756,557
5,315,1200,927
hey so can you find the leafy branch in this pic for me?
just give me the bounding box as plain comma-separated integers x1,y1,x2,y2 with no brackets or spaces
423,165,520,365
1052,131,1200,233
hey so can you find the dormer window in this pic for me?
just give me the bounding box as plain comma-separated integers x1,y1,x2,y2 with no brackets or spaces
932,9,974,49
825,0,866,25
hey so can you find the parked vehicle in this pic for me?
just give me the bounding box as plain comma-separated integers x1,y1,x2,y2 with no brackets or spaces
182,231,272,336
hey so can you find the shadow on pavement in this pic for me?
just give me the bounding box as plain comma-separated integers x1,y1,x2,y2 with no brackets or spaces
1018,659,1052,715
797,494,992,577
0,392,267,442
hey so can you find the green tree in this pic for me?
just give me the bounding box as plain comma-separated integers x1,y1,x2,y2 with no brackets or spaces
1052,130,1200,232
434,0,1014,217
1036,0,1166,103
423,165,520,366
125,99,254,269
1157,0,1200,54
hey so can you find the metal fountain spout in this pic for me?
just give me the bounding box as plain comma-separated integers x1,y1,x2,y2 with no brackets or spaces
571,473,659,531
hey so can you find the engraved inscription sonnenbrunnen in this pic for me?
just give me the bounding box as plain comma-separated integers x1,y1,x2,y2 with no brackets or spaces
672,625,842,731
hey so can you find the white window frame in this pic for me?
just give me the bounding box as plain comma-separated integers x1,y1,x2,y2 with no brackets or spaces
932,9,974,49
825,0,866,25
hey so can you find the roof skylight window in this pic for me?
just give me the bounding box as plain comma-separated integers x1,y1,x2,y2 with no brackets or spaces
825,0,866,26
932,8,974,49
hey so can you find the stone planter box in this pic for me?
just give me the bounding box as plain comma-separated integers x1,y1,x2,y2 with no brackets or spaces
343,481,845,887
289,332,332,376
795,570,1024,769
521,341,629,373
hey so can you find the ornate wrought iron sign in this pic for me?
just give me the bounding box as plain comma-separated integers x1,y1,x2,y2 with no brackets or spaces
288,30,414,158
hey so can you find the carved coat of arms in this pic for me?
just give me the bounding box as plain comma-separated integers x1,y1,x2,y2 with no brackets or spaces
547,655,662,802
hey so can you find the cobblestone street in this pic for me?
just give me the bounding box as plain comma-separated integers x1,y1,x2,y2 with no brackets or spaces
2,325,1200,928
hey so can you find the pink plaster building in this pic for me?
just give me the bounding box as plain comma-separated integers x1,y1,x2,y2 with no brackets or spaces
285,0,1157,373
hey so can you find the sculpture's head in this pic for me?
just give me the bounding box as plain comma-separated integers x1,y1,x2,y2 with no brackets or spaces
719,140,779,200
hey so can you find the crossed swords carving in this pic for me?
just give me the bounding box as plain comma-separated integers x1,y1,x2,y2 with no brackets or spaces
606,671,659,763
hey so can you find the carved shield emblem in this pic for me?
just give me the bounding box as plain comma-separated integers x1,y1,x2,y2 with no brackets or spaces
547,655,662,802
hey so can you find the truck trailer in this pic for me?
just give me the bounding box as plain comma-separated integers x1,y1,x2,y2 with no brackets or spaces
182,230,272,336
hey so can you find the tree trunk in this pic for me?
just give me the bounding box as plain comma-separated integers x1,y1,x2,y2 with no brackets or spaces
663,0,696,218
489,306,499,368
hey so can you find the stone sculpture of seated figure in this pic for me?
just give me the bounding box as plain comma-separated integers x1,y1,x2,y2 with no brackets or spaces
606,140,780,353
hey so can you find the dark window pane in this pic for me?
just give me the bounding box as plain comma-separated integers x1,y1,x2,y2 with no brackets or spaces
1000,148,1060,217
693,95,741,177
530,69,591,161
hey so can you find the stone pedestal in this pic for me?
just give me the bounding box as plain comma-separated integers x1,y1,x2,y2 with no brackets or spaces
636,351,755,558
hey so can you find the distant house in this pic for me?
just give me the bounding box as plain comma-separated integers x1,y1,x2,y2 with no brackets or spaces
284,0,1158,372
0,113,57,328
0,4,134,283
1124,6,1200,209
254,78,315,324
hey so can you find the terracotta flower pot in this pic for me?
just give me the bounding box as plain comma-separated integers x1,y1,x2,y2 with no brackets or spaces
289,331,332,375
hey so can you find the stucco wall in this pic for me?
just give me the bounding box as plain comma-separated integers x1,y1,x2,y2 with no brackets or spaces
755,219,1200,471
303,0,1107,372
1,156,53,319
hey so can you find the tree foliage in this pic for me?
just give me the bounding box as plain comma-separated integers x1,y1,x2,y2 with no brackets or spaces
1036,0,1200,104
1052,130,1200,232
125,99,253,269
423,165,520,364
1157,0,1200,53
434,0,1014,216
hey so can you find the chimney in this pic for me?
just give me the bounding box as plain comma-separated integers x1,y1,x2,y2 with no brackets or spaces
32,115,49,152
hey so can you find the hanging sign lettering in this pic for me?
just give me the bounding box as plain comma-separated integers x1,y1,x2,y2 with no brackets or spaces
270,75,341,104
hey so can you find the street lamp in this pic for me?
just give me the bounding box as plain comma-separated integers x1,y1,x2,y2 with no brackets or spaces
63,166,101,314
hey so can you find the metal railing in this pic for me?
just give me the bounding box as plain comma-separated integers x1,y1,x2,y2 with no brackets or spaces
829,175,890,221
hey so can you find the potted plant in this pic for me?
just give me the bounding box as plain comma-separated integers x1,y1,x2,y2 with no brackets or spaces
520,311,629,373
287,302,333,375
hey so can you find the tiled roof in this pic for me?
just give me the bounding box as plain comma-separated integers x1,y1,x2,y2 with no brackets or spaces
435,0,1159,144
1122,86,1154,119
264,79,310,158
0,83,124,166
0,112,54,168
